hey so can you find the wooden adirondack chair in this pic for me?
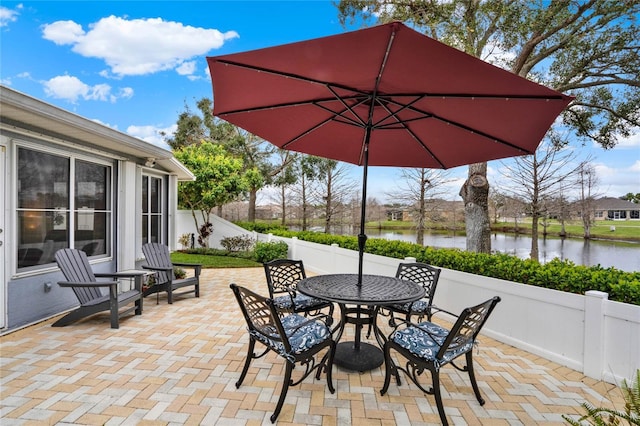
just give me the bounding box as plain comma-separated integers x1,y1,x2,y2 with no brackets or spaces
141,243,201,304
53,248,145,329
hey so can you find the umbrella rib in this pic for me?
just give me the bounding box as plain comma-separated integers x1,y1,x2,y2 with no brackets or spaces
371,97,447,168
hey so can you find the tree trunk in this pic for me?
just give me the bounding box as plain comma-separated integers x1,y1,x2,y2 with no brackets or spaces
280,185,286,226
324,172,332,233
416,172,426,246
530,211,540,262
248,188,257,222
301,175,308,231
582,213,592,239
459,163,491,253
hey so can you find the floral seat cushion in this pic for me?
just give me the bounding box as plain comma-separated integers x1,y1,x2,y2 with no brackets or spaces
273,293,327,311
391,321,473,367
251,314,331,362
390,299,429,313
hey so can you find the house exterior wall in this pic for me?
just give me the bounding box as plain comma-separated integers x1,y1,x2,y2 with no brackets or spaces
0,86,192,333
592,197,640,221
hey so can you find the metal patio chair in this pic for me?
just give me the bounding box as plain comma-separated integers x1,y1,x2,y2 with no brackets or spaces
230,283,336,423
263,259,334,320
384,262,441,325
381,296,501,426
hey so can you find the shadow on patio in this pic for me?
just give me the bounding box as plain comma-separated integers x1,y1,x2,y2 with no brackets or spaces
1,268,625,425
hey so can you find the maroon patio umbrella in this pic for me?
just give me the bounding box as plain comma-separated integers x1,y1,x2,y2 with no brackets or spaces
207,21,573,282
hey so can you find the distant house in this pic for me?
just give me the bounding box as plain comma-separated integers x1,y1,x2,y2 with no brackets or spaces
0,86,194,332
592,197,640,221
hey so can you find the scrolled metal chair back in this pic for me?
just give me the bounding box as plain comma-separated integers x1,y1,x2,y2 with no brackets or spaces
396,262,441,299
436,296,500,359
263,259,306,295
230,283,288,348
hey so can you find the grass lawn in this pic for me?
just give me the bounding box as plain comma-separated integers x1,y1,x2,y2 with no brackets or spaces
492,220,640,241
170,252,261,268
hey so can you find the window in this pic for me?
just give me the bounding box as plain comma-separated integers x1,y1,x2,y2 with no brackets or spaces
142,175,164,244
608,210,627,220
631,210,639,219
17,147,112,269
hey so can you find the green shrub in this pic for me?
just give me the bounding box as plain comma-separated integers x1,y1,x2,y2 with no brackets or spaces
266,229,640,305
234,221,288,233
254,241,289,263
174,267,186,279
178,233,192,249
220,235,255,252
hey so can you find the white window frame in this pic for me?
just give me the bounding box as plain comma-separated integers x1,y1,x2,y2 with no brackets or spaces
13,141,115,272
141,172,166,245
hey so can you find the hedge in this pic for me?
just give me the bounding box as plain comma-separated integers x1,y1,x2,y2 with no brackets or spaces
263,229,640,305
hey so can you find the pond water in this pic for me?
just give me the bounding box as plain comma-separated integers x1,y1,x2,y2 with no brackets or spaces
301,225,639,272
363,229,640,272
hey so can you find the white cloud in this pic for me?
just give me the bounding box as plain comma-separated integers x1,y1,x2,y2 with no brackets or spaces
42,75,133,104
176,61,196,76
0,4,21,28
616,130,640,149
126,124,176,149
43,75,90,103
589,161,640,198
118,87,134,99
41,16,239,77
41,20,85,44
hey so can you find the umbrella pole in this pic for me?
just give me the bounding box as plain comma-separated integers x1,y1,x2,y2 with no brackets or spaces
357,129,371,287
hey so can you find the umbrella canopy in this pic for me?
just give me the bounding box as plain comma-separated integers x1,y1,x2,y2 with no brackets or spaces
207,21,573,280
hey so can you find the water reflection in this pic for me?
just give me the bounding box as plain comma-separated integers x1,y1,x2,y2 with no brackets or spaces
362,229,639,272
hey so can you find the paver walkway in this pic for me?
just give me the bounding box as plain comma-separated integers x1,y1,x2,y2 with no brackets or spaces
1,267,625,425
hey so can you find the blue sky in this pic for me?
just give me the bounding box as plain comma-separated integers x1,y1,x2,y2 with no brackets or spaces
1,1,638,203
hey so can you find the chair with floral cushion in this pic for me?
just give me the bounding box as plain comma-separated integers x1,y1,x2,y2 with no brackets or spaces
263,259,334,320
383,262,441,326
230,283,336,423
381,297,501,426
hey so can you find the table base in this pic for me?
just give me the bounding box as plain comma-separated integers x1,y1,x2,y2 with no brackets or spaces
334,341,383,372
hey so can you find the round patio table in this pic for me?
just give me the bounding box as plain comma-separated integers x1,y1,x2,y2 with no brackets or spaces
297,273,425,372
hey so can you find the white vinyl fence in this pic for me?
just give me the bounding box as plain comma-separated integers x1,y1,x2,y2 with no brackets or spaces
177,211,640,385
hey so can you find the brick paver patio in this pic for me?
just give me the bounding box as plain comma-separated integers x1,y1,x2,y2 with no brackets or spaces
1,267,626,425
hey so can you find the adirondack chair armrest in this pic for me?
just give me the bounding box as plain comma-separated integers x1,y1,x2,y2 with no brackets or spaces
58,280,119,288
95,271,149,278
141,265,174,272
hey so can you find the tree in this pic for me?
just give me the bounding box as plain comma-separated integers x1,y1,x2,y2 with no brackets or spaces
166,98,294,222
337,1,640,254
296,155,326,231
314,159,358,233
271,151,299,225
388,168,452,245
173,142,248,247
622,192,640,203
489,188,507,225
576,162,601,239
497,142,583,262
